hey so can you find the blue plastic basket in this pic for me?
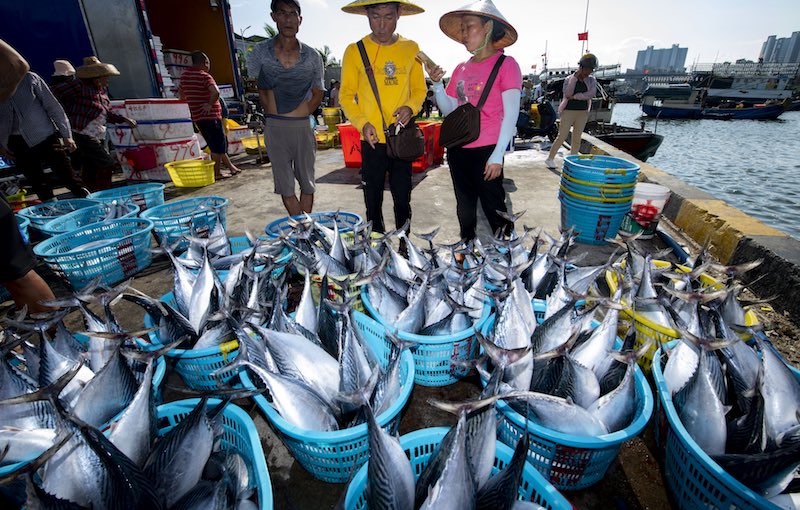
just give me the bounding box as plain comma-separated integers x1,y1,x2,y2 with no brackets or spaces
142,291,240,391
33,218,154,291
559,192,631,245
344,427,573,510
156,399,273,510
178,236,292,280
563,155,640,184
361,286,490,386
88,183,165,212
141,196,228,251
17,198,101,232
481,301,654,490
652,348,798,510
16,214,30,244
264,211,363,238
39,202,140,237
242,310,415,483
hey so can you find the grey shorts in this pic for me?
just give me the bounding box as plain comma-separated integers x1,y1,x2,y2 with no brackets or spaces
264,115,316,196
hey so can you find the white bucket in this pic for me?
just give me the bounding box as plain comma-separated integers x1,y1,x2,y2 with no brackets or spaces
619,182,671,239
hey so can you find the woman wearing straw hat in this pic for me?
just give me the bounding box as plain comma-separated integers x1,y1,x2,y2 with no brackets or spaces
54,56,137,192
339,0,427,240
544,53,598,170
424,0,522,248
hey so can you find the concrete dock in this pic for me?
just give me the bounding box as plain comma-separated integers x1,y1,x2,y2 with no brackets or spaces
32,134,800,509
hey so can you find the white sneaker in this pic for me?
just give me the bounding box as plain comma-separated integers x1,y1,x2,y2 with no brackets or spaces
544,158,556,169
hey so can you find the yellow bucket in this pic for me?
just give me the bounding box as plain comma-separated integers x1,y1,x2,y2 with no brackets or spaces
322,107,342,129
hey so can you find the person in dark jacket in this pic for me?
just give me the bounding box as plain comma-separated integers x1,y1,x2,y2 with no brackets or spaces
0,39,56,313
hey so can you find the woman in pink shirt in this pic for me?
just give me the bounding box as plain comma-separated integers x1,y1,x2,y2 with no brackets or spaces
424,0,521,252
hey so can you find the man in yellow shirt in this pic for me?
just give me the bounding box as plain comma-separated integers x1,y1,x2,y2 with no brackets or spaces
340,0,427,236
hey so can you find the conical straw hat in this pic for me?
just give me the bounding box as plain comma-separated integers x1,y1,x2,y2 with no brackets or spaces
341,0,424,16
76,56,120,79
439,0,518,49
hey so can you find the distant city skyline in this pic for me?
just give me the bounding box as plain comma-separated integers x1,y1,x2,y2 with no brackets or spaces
229,0,800,76
760,32,800,64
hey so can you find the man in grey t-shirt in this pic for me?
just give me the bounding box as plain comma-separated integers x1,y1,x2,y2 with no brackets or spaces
247,0,324,216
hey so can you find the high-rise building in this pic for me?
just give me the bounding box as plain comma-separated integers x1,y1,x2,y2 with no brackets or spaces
635,44,688,72
760,32,800,63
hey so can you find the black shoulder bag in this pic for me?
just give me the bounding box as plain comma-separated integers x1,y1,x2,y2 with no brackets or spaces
357,40,425,162
439,55,506,149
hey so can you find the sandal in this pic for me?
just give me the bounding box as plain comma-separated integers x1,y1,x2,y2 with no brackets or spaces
215,172,232,180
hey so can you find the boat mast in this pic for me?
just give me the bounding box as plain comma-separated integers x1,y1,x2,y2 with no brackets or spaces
581,0,590,56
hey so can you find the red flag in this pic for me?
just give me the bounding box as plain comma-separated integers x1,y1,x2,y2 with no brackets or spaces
578,32,589,41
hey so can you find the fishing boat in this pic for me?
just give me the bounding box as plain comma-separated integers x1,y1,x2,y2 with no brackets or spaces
590,124,664,162
641,84,786,120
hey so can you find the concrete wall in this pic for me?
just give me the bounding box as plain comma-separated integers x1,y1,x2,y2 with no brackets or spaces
582,134,800,322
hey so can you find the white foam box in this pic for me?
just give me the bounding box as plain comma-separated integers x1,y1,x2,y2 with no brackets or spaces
227,126,254,143
163,50,192,66
134,118,195,142
228,139,245,155
219,84,235,99
125,99,191,122
146,135,203,166
166,64,189,79
108,124,136,146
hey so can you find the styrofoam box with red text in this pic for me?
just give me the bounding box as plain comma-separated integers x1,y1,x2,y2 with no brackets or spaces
163,50,192,67
147,135,203,166
228,140,245,155
134,119,195,142
108,125,136,147
227,126,254,143
166,64,189,79
125,99,191,122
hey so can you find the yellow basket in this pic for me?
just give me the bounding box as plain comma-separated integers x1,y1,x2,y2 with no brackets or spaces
241,135,263,151
605,260,759,372
165,159,216,188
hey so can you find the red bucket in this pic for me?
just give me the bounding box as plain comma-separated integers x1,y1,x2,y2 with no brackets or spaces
337,123,362,169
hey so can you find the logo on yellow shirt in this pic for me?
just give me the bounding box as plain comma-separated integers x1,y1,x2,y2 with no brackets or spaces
384,61,398,86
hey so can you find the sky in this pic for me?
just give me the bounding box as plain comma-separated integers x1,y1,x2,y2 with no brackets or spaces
229,0,800,76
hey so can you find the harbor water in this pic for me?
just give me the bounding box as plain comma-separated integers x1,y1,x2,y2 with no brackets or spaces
611,103,800,241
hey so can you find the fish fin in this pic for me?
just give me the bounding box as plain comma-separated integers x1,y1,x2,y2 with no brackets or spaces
0,431,74,485
426,394,502,417
0,362,81,408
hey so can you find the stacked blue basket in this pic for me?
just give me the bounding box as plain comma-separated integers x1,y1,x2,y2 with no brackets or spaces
141,196,228,251
33,218,154,290
344,427,573,510
40,202,140,237
265,211,362,238
17,198,100,236
89,183,165,213
560,155,639,245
